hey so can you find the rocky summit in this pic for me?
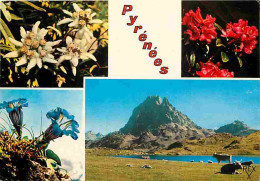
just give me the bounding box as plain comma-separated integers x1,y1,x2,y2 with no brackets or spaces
215,120,258,136
87,96,214,150
120,96,211,137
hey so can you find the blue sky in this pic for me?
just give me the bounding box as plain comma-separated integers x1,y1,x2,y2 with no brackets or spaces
0,89,83,137
85,79,260,135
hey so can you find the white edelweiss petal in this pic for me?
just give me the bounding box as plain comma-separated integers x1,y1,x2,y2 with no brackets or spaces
38,28,48,39
47,53,54,59
34,51,40,58
36,57,42,68
85,9,91,14
84,26,93,37
57,55,66,65
64,55,72,60
71,65,76,76
68,19,79,28
72,3,82,12
66,36,73,45
74,38,82,46
57,54,71,64
15,55,27,66
81,52,97,61
63,10,72,17
45,40,61,47
32,21,41,34
38,46,42,52
57,47,67,53
8,37,23,47
75,28,84,39
57,18,73,26
44,46,53,52
90,19,103,24
43,57,57,64
26,58,37,71
91,12,96,18
4,51,19,58
20,27,27,39
42,30,48,39
83,32,91,43
71,56,79,67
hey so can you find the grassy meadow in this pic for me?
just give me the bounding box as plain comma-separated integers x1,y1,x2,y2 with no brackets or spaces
85,149,260,181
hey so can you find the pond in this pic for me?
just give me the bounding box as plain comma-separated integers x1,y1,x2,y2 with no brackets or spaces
113,155,260,164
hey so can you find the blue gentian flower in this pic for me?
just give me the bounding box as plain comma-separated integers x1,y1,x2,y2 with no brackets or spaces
43,107,79,142
0,98,28,137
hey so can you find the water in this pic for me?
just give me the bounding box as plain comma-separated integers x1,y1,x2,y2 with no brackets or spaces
113,155,260,164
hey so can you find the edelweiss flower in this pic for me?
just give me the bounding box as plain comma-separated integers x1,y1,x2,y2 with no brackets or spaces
4,21,61,71
57,36,97,76
57,3,102,40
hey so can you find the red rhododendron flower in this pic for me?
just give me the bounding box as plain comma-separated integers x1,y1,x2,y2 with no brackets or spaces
196,61,234,77
222,19,258,54
182,7,217,44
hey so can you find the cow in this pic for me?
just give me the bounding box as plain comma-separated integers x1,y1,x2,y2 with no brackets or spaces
213,153,232,163
241,160,253,166
221,162,242,174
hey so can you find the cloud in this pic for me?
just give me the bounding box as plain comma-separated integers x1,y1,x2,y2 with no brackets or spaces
48,132,85,180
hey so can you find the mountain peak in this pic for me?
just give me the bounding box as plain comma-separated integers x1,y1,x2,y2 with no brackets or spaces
162,97,170,106
120,96,200,136
215,120,257,136
144,96,162,105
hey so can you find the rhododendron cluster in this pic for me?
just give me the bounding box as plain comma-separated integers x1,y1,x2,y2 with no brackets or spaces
222,19,258,54
196,61,234,77
182,7,217,44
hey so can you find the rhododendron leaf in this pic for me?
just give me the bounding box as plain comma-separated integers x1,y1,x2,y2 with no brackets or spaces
216,39,224,47
196,63,200,70
10,14,23,20
214,23,223,31
46,149,61,166
190,52,195,67
19,1,46,12
60,66,67,74
90,65,98,73
221,52,229,63
237,57,243,67
206,44,209,54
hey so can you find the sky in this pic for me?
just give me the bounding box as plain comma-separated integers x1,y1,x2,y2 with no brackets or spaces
0,89,83,135
0,89,84,180
85,79,260,135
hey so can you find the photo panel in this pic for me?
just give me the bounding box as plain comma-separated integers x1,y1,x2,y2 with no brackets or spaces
0,1,108,88
84,78,260,181
0,89,84,180
182,0,259,78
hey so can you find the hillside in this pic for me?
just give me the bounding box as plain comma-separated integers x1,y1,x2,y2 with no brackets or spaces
215,120,258,136
155,131,260,155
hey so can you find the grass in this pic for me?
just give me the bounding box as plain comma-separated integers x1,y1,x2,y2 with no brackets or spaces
85,149,260,181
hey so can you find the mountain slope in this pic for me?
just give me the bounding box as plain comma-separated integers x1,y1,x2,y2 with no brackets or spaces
215,120,258,136
85,131,104,141
88,96,214,150
120,96,202,136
